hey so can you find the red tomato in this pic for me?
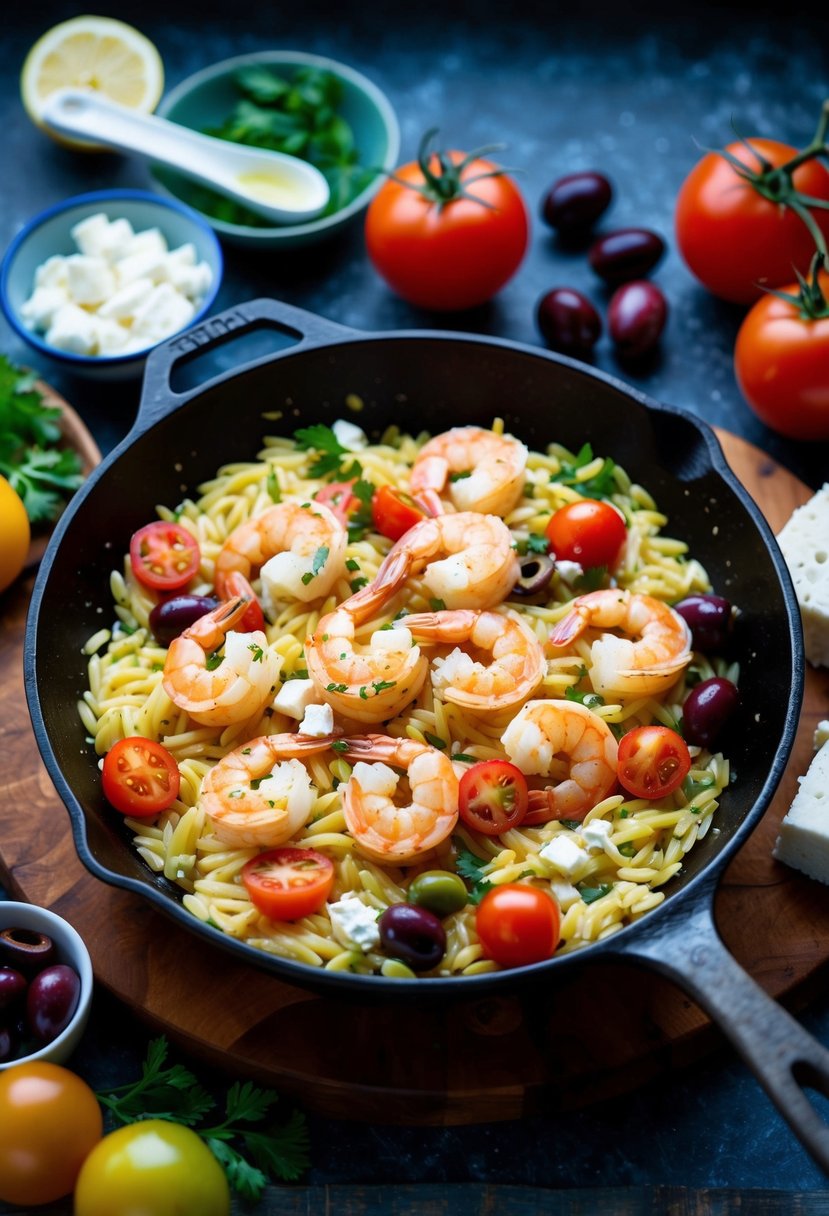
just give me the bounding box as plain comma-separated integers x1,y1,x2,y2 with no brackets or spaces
617,725,691,800
129,521,200,593
371,485,427,541
475,884,560,968
458,760,528,836
675,138,829,304
545,499,626,569
734,269,829,440
102,736,181,818
365,134,529,311
315,479,359,524
242,847,335,920
220,570,266,634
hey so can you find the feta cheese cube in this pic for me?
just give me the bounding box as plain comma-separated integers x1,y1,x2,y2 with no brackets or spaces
299,703,334,737
94,317,130,355
97,276,154,321
580,818,613,851
115,247,170,287
45,303,100,355
773,742,829,882
272,678,318,720
548,878,582,910
115,226,168,263
163,258,213,300
20,285,69,331
33,254,68,289
65,255,116,305
130,283,194,341
369,626,413,652
332,418,369,451
539,833,590,879
71,214,134,258
327,894,380,952
777,485,829,668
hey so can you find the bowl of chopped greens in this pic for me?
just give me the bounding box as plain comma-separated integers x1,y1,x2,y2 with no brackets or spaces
149,51,400,248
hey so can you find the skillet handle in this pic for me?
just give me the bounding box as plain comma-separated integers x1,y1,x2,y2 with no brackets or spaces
137,298,357,429
614,887,829,1173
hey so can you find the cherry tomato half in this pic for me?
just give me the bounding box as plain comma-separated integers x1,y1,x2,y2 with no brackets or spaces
545,499,626,569
616,725,691,800
458,760,529,836
74,1120,230,1216
0,1061,103,1206
129,521,201,593
675,137,829,304
102,736,181,818
371,485,428,541
220,569,267,634
475,884,560,968
315,479,359,524
242,847,335,920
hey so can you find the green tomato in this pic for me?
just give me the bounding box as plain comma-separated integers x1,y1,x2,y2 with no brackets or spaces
407,869,468,917
73,1119,230,1216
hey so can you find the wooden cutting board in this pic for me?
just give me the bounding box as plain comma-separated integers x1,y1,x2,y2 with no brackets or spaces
2,429,827,1125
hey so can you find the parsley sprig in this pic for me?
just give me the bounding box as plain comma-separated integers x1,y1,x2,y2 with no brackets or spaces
549,442,617,501
454,841,494,905
97,1036,310,1201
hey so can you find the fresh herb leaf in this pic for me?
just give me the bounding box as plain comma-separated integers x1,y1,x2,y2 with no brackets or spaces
266,469,282,502
205,650,224,671
574,564,608,592
451,752,478,764
429,597,447,612
579,883,612,904
564,685,605,709
294,425,348,477
618,842,637,858
454,840,494,904
558,819,582,831
449,469,472,482
346,478,375,542
549,443,618,500
424,732,446,749
514,532,551,556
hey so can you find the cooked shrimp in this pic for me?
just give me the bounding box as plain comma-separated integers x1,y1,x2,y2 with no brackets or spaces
214,500,347,607
200,732,336,847
339,735,459,864
548,589,693,697
500,698,618,822
306,580,429,724
410,426,528,517
162,597,281,727
370,511,521,611
404,608,546,713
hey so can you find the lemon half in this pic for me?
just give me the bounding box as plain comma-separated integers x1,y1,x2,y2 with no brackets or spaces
21,15,164,147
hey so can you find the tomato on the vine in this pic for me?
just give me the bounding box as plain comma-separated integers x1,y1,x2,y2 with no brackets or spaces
371,484,427,541
675,136,829,304
475,884,560,968
129,521,201,593
102,736,180,818
0,1061,103,1206
242,847,335,920
734,262,829,440
365,129,529,311
545,498,626,569
458,760,529,836
617,725,691,800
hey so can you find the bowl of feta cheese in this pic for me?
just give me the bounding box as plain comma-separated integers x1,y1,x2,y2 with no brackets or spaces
0,189,223,381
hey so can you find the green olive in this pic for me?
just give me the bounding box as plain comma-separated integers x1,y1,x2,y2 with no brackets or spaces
407,870,468,917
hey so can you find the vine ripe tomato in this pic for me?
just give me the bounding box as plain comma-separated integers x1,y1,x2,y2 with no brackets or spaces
102,736,181,817
675,137,829,304
365,130,529,311
0,1061,103,1206
475,884,561,968
617,725,691,800
734,266,829,440
545,498,627,569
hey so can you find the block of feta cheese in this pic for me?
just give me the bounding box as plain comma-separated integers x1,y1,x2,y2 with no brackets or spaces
272,678,318,721
777,484,829,668
65,255,116,306
773,742,829,882
45,303,100,355
327,894,380,952
299,702,334,737
20,285,68,331
539,833,591,880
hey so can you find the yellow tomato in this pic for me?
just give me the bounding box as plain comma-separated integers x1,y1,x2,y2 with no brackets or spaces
0,475,30,593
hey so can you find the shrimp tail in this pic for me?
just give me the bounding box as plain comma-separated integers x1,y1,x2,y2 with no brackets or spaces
548,605,590,648
187,595,250,648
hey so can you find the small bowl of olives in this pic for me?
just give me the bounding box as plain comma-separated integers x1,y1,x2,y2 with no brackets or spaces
0,901,93,1069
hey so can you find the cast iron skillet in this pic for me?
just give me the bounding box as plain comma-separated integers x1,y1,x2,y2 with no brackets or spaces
26,299,829,1168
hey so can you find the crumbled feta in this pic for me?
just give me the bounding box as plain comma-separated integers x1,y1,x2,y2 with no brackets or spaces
332,418,369,451
773,742,829,882
815,720,829,751
328,893,380,952
555,560,584,585
548,878,582,910
272,678,318,720
580,818,613,851
777,485,829,668
539,833,590,879
299,702,334,737
22,212,213,358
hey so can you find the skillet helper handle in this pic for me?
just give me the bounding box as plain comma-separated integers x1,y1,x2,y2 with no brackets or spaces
138,297,355,428
619,893,829,1173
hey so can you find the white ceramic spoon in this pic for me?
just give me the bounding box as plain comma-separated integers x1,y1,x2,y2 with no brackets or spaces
39,88,330,225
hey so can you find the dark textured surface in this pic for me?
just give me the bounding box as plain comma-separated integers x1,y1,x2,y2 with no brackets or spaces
3,2,829,1210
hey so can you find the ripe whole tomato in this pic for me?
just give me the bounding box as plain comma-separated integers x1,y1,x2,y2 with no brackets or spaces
365,131,529,311
675,138,829,304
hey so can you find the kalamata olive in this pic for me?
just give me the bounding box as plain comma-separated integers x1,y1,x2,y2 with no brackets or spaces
541,171,613,235
0,927,56,975
608,280,668,358
26,963,81,1044
512,553,556,597
588,228,665,284
407,870,468,917
682,677,740,748
149,594,219,646
0,967,27,1012
674,594,733,652
536,288,602,357
378,904,446,972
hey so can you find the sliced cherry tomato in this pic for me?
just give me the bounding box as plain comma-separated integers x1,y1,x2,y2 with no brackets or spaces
242,847,335,920
475,884,560,968
129,521,200,593
314,479,359,524
458,760,528,836
371,485,428,541
102,736,181,818
545,498,626,569
617,725,691,800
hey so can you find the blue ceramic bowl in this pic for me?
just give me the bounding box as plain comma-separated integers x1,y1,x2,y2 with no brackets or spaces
151,51,400,248
1,189,223,382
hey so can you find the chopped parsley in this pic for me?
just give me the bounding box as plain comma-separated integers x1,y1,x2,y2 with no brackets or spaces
513,532,551,557
579,883,612,904
266,469,282,502
326,682,348,693
549,442,618,500
454,841,494,905
564,685,605,709
424,732,446,749
301,545,329,586
247,642,265,663
451,752,478,764
558,819,582,832
429,598,447,612
345,558,360,572
331,740,348,752
205,650,224,671
449,469,472,482
293,424,348,477
618,842,637,858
